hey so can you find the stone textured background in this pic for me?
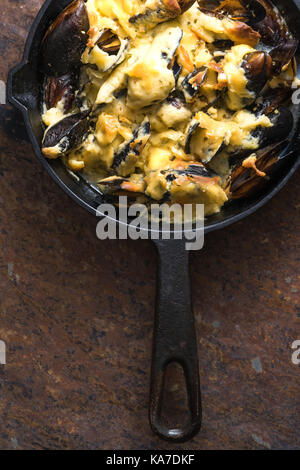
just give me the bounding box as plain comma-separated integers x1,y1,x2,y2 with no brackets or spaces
0,0,299,450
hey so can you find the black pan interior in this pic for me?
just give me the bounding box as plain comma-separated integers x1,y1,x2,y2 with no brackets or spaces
8,0,300,233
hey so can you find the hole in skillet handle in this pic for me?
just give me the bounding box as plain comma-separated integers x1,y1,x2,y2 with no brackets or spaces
160,362,190,430
150,239,202,443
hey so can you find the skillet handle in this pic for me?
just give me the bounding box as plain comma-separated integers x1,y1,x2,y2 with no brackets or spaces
150,239,202,442
7,62,36,111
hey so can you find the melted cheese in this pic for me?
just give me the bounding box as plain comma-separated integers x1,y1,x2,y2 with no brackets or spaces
42,0,293,218
223,45,255,110
157,101,192,127
170,177,228,216
192,9,260,47
127,26,182,107
190,110,272,162
86,0,140,37
148,147,173,170
42,100,66,127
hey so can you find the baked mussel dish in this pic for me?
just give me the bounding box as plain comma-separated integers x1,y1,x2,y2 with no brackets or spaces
40,0,299,217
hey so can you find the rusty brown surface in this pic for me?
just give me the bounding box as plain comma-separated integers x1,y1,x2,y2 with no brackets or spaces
0,0,299,450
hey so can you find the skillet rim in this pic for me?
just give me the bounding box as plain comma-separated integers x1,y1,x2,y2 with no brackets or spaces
7,0,300,235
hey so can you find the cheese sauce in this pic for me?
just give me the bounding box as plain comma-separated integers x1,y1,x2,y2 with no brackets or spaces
41,0,296,217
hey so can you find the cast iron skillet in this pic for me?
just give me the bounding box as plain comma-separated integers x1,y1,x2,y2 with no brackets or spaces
7,0,300,443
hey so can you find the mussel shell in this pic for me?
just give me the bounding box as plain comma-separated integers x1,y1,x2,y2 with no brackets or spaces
239,0,266,26
213,39,234,51
253,106,294,149
229,105,294,166
129,0,182,29
42,110,90,156
98,175,146,196
164,163,217,180
112,118,151,176
156,163,218,202
89,29,130,73
160,27,184,66
96,29,121,55
199,8,261,47
185,116,224,162
181,67,208,102
270,39,299,75
160,162,222,205
254,0,291,47
100,38,129,73
172,59,183,83
179,0,196,12
41,0,90,77
98,175,127,190
129,0,196,29
197,0,266,26
166,90,186,108
242,51,273,94
185,119,200,154
45,74,77,112
75,79,92,110
252,86,294,115
229,140,289,199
